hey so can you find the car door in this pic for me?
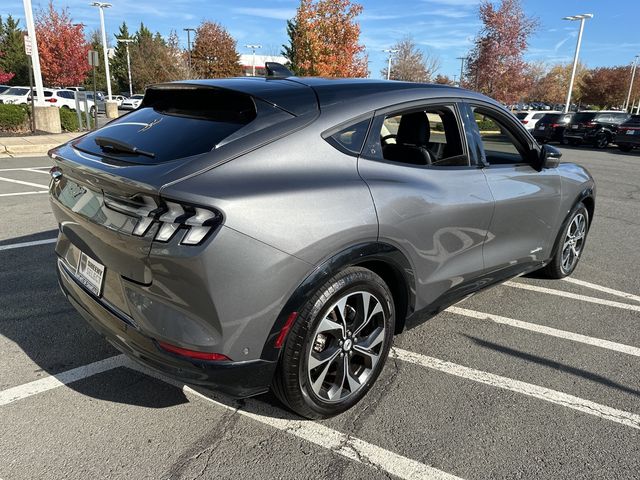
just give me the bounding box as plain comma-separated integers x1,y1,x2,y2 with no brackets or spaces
461,101,562,273
357,100,495,311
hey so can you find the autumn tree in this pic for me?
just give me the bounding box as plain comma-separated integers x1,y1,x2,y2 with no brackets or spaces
35,2,90,87
528,62,587,104
285,0,368,77
581,65,640,108
191,21,241,78
0,15,30,85
465,0,538,103
434,74,454,85
381,37,439,82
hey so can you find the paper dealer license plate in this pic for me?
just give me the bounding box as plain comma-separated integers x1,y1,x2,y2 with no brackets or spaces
76,252,105,296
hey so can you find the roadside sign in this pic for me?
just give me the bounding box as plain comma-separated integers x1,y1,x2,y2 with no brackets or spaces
24,35,32,56
88,50,100,67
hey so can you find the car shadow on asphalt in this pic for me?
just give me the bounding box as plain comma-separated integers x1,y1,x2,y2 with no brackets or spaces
0,230,189,408
464,334,640,398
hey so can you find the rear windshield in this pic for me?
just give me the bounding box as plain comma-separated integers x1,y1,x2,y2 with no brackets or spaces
514,112,528,120
622,115,640,126
572,113,597,123
5,87,29,96
539,114,561,123
74,88,258,164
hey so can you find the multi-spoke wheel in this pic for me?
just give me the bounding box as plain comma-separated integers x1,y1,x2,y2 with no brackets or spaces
272,267,395,419
541,202,589,279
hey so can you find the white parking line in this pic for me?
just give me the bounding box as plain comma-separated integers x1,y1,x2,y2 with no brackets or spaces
562,277,640,304
447,306,640,358
0,176,49,189
504,281,640,313
393,348,640,431
24,168,51,175
0,191,48,197
0,355,126,406
0,167,50,173
0,238,57,252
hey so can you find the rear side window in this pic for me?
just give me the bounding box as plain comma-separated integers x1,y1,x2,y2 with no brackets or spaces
573,113,596,123
539,114,561,123
325,118,371,156
515,112,527,120
74,88,258,164
532,113,545,119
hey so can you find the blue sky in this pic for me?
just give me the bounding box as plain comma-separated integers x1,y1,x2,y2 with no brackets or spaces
3,0,640,79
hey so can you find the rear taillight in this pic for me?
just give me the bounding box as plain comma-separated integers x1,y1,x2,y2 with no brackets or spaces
46,98,57,103
104,194,222,245
521,120,529,124
585,122,596,127
158,341,230,361
550,123,560,128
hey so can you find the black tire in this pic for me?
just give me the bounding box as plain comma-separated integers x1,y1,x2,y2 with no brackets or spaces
560,137,569,145
593,132,609,149
568,139,580,146
89,106,96,116
540,202,589,279
618,144,633,152
272,267,395,419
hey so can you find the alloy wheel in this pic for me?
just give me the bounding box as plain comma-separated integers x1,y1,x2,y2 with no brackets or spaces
307,290,387,403
561,212,587,273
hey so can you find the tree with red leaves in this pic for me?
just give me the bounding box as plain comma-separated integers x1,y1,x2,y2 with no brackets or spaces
465,0,538,103
35,2,90,87
0,59,14,83
286,0,367,78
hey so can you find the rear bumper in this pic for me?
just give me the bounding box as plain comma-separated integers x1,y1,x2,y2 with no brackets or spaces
614,134,640,146
57,258,277,398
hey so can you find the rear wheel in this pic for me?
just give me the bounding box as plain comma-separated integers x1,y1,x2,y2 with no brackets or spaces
272,267,395,419
618,144,633,152
568,139,580,146
540,203,589,279
593,132,609,149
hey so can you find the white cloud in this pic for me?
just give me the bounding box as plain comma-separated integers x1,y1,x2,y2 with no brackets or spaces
231,7,295,21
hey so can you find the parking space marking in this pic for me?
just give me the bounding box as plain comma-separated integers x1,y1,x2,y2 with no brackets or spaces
447,306,640,357
0,176,49,189
562,277,640,304
0,191,48,197
504,281,640,313
0,167,50,173
23,168,51,175
181,385,461,480
0,238,57,252
0,355,126,406
393,348,640,431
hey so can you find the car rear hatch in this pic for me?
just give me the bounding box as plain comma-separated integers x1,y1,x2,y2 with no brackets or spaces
615,115,640,141
50,79,318,309
566,112,597,135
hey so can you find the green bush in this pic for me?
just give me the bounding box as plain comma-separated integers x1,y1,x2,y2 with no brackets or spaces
59,107,94,132
0,104,30,132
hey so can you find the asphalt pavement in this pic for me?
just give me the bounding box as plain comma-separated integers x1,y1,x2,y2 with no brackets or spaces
0,146,639,479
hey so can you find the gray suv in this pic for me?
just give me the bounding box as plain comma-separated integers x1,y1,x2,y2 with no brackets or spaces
49,74,595,419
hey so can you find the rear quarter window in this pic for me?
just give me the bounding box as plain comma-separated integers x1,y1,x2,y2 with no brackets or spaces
324,117,371,156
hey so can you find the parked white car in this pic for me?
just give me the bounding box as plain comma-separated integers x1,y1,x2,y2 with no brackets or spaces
0,86,31,105
120,94,144,110
31,89,96,113
514,110,561,131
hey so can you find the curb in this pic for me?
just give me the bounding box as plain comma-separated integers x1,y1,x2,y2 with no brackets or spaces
1,144,59,156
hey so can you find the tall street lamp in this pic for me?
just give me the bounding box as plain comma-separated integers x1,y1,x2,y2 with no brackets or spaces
624,55,639,111
456,56,468,87
184,27,196,76
562,13,593,114
90,2,113,101
383,49,398,80
117,37,133,97
245,44,262,76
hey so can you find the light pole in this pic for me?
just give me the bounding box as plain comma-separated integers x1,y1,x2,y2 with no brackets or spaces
456,56,468,87
382,49,398,80
562,13,593,113
184,27,196,76
90,2,113,101
117,37,133,97
624,55,639,111
245,44,262,76
22,0,45,106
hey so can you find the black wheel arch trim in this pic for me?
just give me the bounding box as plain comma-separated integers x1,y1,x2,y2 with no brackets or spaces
548,187,595,262
260,241,416,362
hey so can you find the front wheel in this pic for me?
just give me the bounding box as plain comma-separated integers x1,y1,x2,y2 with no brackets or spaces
540,203,589,279
272,267,395,419
593,132,609,149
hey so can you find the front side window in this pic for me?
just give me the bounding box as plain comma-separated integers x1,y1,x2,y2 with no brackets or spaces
375,105,467,167
471,108,527,165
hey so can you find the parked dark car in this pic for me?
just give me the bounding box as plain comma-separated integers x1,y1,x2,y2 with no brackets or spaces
563,111,630,148
613,115,640,152
48,72,595,419
532,112,574,144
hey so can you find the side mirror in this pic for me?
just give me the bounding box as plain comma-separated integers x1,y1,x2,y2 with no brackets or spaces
536,143,562,170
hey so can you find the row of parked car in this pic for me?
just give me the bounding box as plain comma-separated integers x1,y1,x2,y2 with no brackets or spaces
515,109,639,152
0,85,144,112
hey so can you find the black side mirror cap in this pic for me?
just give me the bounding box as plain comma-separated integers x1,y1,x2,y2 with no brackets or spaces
535,143,562,170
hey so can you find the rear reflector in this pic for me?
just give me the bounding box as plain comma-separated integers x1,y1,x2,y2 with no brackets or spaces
158,341,231,361
274,312,299,348
521,120,528,124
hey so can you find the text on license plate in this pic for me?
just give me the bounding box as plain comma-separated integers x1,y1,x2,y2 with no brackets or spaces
572,125,579,129
76,252,105,296
626,130,635,135
538,126,545,130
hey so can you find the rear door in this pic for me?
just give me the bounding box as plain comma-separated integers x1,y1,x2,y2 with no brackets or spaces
462,102,562,272
358,99,494,310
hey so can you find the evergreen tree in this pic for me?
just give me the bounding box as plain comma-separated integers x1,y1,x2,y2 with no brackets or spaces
282,19,300,74
84,30,108,92
111,22,132,95
0,15,29,85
